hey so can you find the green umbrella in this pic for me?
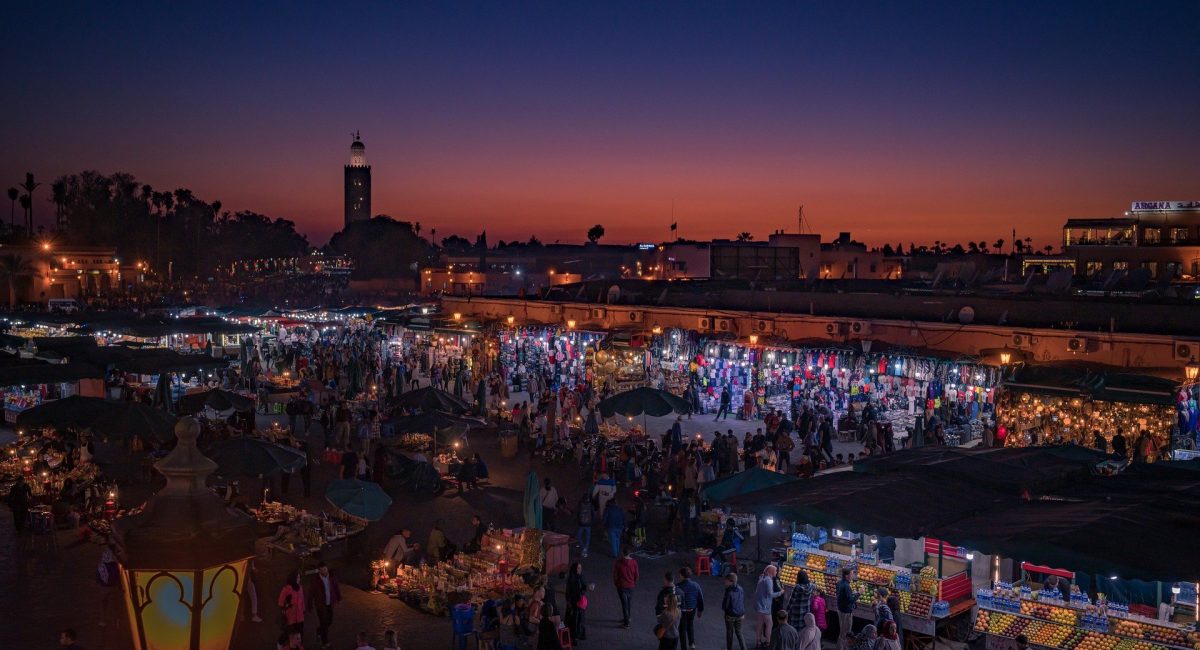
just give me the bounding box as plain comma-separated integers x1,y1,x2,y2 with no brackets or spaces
205,436,307,478
701,466,799,503
15,395,116,431
598,387,690,418
92,402,179,445
523,471,543,530
326,478,393,521
393,386,472,414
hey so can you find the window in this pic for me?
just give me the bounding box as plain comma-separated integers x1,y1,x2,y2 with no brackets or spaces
1171,227,1188,243
1113,261,1128,270
1142,227,1161,244
1140,261,1158,276
1085,261,1103,275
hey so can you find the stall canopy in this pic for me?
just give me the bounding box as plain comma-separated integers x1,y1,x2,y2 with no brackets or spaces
598,387,690,418
723,446,1200,581
1003,365,1177,405
391,386,472,414
177,388,255,414
0,361,103,386
701,466,798,503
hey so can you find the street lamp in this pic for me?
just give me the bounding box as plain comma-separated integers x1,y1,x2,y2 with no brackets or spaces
1186,361,1199,383
112,417,257,650
748,335,759,346
999,351,1012,366
506,315,515,325
567,319,576,329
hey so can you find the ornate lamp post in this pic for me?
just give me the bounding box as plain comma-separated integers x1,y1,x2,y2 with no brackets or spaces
112,417,257,650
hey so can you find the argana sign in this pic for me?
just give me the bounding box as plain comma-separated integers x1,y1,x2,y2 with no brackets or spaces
1131,200,1200,212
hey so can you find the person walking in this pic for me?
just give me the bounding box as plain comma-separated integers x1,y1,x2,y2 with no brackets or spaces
770,609,800,650
872,588,894,631
612,547,639,628
798,613,821,650
716,386,732,421
755,565,785,646
787,571,814,631
836,568,858,648
277,572,305,635
6,475,32,533
575,492,594,558
565,561,591,642
540,478,559,531
722,573,747,650
656,593,682,650
306,562,342,649
602,498,626,558
657,572,679,615
676,566,705,649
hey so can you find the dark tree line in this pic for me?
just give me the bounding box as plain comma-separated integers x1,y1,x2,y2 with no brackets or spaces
47,171,309,279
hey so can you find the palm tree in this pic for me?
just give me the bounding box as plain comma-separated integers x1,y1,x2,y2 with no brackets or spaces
6,188,16,227
18,173,40,233
18,195,31,235
736,232,753,242
50,180,66,231
0,253,39,308
1043,244,1054,255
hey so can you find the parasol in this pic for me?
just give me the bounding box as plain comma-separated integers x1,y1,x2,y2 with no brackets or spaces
204,436,307,477
325,478,393,521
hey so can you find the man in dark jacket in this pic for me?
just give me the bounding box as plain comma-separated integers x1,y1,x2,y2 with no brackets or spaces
656,572,678,615
836,568,859,647
307,562,342,648
677,566,706,648
723,573,747,650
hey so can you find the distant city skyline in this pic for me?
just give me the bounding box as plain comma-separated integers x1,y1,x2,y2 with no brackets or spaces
3,2,1198,248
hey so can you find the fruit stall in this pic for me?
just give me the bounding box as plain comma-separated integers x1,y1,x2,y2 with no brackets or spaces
973,566,1200,650
780,533,976,642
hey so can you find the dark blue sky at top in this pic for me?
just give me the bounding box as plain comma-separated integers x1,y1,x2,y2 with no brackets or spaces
3,1,1198,245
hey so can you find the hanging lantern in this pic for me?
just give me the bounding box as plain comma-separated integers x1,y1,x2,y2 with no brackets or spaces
112,417,258,650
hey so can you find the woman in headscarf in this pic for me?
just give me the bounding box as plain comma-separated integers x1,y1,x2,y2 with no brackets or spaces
876,621,901,650
798,613,821,650
565,561,590,642
849,624,878,650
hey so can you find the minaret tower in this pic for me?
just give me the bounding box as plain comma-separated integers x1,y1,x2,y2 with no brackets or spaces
344,131,371,226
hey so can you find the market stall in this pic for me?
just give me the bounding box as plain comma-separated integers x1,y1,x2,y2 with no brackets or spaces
376,527,545,615
779,530,976,643
258,501,366,564
997,367,1179,453
974,561,1200,650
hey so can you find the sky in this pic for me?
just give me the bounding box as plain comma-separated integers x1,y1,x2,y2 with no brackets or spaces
2,1,1198,249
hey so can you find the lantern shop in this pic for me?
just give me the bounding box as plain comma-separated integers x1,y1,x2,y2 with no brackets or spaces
996,366,1180,453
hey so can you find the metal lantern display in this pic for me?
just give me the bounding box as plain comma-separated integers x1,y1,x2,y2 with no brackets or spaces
111,417,258,650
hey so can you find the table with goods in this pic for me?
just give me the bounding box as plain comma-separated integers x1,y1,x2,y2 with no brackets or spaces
259,501,366,562
780,535,975,640
374,527,545,616
974,582,1200,650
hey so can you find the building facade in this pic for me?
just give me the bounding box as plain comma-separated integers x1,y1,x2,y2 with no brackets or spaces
1062,200,1200,280
344,132,371,226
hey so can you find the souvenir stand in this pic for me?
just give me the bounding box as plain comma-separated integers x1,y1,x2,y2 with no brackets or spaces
376,527,544,616
974,561,1200,650
682,336,999,440
590,344,649,393
780,529,976,647
496,326,601,393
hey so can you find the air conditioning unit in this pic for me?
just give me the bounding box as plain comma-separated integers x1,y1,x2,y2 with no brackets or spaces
627,311,644,323
755,319,774,334
590,307,607,320
850,321,872,336
698,317,713,331
1067,337,1093,353
1011,333,1037,349
825,322,848,336
549,304,564,315
1174,341,1196,362
715,318,734,333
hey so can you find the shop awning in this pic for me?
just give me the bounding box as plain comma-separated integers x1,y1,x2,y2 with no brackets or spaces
0,361,104,386
116,351,228,375
724,447,1200,582
701,466,798,503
